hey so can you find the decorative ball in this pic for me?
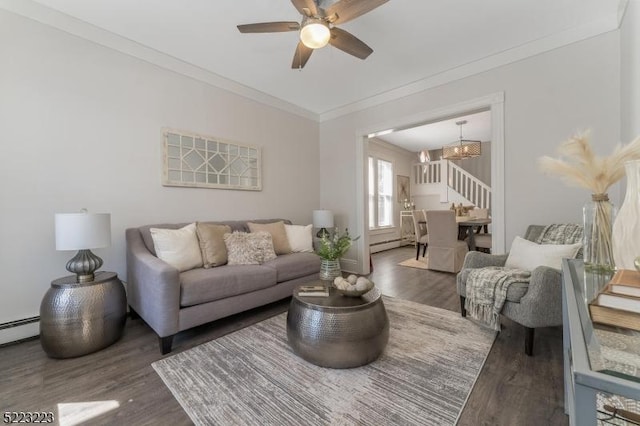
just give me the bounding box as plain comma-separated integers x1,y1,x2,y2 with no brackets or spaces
334,275,375,297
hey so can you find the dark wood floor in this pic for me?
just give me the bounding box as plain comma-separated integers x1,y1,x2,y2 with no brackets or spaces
0,247,567,425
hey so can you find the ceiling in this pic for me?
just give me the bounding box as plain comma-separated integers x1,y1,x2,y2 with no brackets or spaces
10,0,621,118
376,110,492,153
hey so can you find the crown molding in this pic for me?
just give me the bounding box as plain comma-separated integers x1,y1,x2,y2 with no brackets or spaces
1,1,622,124
0,0,319,121
318,13,621,122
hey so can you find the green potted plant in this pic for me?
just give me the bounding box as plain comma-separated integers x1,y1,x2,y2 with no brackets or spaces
316,229,357,281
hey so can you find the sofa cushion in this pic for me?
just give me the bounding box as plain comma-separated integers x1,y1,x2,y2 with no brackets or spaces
458,268,529,302
150,223,203,272
180,265,277,307
248,221,291,255
262,252,321,283
224,231,277,265
284,224,314,253
196,223,231,268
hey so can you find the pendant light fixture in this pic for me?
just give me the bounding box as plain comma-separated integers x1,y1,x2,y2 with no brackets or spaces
442,120,482,160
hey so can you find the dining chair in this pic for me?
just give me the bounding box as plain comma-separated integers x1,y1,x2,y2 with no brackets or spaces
425,210,468,273
468,208,492,252
411,210,428,260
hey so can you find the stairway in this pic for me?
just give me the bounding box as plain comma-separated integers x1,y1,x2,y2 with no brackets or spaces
412,160,491,210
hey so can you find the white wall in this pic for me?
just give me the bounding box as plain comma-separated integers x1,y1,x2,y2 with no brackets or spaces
367,138,414,253
621,1,640,180
320,32,620,272
0,10,319,340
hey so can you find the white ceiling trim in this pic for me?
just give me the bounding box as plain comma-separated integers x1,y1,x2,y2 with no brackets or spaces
319,12,621,122
1,0,622,124
0,0,320,121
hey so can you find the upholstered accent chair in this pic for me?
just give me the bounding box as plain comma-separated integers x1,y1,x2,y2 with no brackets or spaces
456,225,571,356
412,210,428,260
425,210,468,273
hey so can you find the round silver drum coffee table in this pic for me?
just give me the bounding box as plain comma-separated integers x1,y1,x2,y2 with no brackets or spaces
287,284,389,369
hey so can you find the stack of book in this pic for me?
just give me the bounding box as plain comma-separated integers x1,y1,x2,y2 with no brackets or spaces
589,269,640,331
297,285,329,297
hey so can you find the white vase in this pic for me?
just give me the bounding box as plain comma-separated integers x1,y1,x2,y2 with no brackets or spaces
612,159,640,270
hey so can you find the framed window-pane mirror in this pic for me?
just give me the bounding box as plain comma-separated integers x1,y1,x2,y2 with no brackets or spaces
162,129,262,191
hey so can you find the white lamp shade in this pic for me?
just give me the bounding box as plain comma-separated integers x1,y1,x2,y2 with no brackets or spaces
313,210,334,229
55,212,111,251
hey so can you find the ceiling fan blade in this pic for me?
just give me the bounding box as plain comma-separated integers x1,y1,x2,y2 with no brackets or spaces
290,0,318,17
237,22,300,33
326,0,388,24
329,27,373,59
292,42,313,69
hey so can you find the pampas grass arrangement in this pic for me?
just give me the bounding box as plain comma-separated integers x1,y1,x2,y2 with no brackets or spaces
539,132,640,270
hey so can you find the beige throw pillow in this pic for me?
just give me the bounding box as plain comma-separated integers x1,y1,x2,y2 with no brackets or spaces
247,221,291,255
196,223,231,268
284,224,314,253
150,223,203,272
224,231,277,265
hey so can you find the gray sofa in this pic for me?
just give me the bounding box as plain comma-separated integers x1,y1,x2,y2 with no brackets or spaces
126,219,320,354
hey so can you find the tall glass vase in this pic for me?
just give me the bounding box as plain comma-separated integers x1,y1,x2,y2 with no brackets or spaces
612,159,640,270
319,259,342,281
583,193,616,272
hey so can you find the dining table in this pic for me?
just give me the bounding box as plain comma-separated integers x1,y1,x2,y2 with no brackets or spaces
418,216,492,251
456,217,491,251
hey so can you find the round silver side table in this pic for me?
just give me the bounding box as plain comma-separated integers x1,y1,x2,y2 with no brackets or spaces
287,284,389,369
40,271,127,358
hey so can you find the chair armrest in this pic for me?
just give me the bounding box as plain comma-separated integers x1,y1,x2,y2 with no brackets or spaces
519,266,562,303
126,228,180,337
462,251,508,269
512,266,563,327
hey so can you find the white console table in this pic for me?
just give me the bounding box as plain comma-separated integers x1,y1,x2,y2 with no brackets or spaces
399,210,415,246
562,259,640,425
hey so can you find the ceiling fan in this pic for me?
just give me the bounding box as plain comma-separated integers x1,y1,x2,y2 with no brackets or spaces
237,0,389,69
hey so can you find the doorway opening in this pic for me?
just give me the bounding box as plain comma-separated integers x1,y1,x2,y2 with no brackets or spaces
355,93,505,274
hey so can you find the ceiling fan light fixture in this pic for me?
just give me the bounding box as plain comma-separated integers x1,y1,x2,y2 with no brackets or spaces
300,19,330,49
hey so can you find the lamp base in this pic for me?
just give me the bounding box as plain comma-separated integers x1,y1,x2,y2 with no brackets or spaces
66,249,103,283
316,228,330,238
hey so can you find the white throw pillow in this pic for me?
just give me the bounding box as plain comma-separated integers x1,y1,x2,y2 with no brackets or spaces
505,236,581,271
284,224,314,253
150,223,203,272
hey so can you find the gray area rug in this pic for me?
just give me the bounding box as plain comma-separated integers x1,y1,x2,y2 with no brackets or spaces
152,297,496,425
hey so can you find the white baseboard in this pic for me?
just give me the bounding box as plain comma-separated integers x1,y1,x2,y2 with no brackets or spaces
370,241,404,253
339,258,359,274
0,321,39,345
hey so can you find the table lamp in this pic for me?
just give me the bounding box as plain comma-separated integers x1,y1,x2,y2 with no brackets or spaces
55,209,111,283
313,209,334,238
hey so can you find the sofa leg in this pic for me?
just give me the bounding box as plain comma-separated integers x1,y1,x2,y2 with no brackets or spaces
524,327,534,356
460,296,466,317
159,335,174,355
129,306,140,320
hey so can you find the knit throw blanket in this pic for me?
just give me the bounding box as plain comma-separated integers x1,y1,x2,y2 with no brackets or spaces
535,223,583,257
465,223,583,330
465,267,531,330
